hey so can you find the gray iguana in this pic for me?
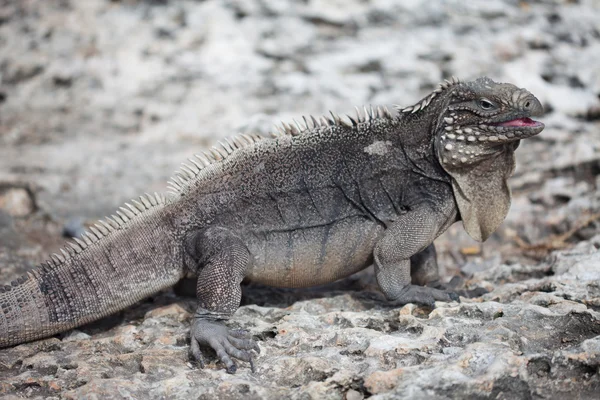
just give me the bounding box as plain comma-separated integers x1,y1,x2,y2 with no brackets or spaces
0,77,544,373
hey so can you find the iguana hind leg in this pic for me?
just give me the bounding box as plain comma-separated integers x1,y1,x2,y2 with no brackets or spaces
186,227,259,374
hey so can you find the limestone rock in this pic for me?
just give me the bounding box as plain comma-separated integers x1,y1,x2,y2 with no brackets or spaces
1,0,600,398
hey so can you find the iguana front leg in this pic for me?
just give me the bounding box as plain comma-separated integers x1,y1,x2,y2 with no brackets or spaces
186,227,260,374
374,201,459,307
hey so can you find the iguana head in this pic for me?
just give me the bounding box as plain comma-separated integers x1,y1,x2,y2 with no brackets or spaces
433,77,545,241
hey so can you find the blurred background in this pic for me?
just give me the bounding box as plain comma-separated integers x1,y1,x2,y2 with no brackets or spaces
1,1,600,398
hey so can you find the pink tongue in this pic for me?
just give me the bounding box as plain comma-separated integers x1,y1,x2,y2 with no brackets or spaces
497,117,537,127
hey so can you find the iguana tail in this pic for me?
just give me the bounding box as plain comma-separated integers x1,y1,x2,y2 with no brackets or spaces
0,193,185,348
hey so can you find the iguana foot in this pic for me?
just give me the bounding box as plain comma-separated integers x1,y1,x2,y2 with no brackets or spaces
389,284,459,308
445,285,488,298
190,320,260,374
427,277,489,299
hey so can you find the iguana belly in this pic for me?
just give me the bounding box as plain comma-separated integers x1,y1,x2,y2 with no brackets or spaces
244,216,384,288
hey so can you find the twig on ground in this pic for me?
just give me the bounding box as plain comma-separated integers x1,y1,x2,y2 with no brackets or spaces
512,212,600,258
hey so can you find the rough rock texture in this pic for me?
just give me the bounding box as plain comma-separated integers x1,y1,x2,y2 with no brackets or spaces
1,0,600,398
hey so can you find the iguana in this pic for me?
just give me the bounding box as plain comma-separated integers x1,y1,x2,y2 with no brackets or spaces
0,77,544,373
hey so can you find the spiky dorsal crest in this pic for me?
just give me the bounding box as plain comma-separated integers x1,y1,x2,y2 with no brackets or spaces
395,76,461,114
167,133,264,196
272,106,394,137
0,192,168,291
167,106,395,196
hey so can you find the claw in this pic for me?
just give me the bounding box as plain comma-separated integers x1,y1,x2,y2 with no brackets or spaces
448,291,460,302
455,287,488,298
466,287,489,297
428,278,487,299
227,335,260,353
226,363,237,374
228,329,252,339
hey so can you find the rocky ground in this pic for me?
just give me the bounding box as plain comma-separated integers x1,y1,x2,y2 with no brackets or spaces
1,0,600,398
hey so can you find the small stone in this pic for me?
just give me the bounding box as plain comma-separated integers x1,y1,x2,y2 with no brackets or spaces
346,389,364,400
0,188,35,217
63,330,91,342
364,368,404,394
145,303,190,321
399,303,417,315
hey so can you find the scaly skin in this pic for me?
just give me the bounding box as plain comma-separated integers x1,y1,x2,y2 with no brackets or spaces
0,77,544,374
0,197,185,348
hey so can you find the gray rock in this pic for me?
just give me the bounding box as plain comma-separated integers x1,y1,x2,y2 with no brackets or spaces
0,186,35,217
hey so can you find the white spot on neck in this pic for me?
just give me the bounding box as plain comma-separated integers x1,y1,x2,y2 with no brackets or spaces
364,141,392,155
253,162,265,173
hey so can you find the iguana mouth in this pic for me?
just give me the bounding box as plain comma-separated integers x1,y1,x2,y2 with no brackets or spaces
477,116,544,141
491,117,543,128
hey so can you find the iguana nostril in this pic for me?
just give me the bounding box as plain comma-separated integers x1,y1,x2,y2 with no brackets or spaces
524,100,531,109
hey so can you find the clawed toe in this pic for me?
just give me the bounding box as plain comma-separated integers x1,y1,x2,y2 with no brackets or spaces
228,335,261,354
189,337,205,368
458,286,489,298
228,329,252,339
428,277,487,299
447,291,460,302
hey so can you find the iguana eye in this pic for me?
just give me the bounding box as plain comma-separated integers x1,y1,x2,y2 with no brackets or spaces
479,99,495,110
